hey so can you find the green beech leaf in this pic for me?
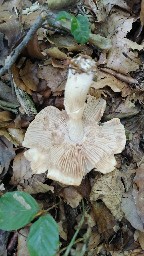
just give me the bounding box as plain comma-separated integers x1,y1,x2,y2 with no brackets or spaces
56,11,73,21
71,14,90,44
27,215,59,256
0,191,40,231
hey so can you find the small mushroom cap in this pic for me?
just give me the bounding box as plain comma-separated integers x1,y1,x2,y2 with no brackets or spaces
23,96,126,186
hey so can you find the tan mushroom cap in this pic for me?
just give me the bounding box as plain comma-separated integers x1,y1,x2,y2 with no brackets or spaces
23,96,126,186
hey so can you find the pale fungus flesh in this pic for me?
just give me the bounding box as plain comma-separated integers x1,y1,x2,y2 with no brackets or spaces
23,56,126,186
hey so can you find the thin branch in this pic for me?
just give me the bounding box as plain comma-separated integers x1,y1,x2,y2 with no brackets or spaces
100,67,138,84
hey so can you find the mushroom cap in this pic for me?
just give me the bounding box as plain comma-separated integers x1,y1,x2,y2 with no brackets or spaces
23,96,126,186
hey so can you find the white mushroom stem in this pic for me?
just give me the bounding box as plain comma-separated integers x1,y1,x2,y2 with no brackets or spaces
64,56,96,143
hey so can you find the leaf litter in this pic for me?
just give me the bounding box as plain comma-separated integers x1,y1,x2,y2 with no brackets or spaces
0,0,144,255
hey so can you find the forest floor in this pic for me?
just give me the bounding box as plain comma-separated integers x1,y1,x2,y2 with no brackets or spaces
0,0,144,255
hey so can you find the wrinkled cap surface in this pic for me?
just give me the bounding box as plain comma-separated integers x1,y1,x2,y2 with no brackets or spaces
23,95,126,186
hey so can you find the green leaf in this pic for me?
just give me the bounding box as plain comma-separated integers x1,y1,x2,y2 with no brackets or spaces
27,214,59,256
56,11,72,21
71,14,90,44
0,191,40,231
89,33,112,50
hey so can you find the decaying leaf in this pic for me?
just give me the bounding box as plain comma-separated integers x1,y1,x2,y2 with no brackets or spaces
140,0,144,26
47,0,77,9
37,63,67,92
0,137,15,175
48,35,90,52
12,65,32,94
0,230,9,256
26,33,45,59
102,10,143,74
133,164,144,224
89,33,112,50
137,231,144,250
0,111,13,122
17,227,29,256
121,191,144,232
18,175,54,194
0,81,19,106
11,152,32,186
0,183,5,191
0,20,22,48
91,70,131,96
85,0,129,22
88,231,100,253
113,98,139,118
90,170,124,220
19,60,39,92
0,129,18,145
47,47,67,60
92,201,117,241
60,187,83,208
58,220,67,240
8,128,25,145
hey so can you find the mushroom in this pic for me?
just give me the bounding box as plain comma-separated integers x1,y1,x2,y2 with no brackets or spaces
23,55,126,186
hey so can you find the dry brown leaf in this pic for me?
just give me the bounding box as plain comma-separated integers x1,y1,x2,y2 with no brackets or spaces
0,20,22,48
88,231,100,253
17,227,29,256
101,10,143,74
18,175,54,194
12,65,32,95
37,64,67,92
51,58,69,69
91,70,131,96
84,0,129,22
114,98,139,117
0,111,13,122
22,9,41,28
47,47,67,60
133,164,144,224
0,81,19,105
0,129,18,145
137,231,144,250
11,152,32,186
48,35,85,51
0,183,5,191
47,0,77,9
140,0,144,26
26,33,45,59
60,187,82,208
92,201,117,241
8,128,25,144
19,60,39,91
90,170,124,220
121,191,144,232
58,220,67,240
0,136,15,175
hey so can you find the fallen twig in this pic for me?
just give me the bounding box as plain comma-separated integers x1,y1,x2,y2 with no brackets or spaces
100,67,138,84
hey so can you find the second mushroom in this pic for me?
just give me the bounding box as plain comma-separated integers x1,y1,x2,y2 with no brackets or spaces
23,56,126,186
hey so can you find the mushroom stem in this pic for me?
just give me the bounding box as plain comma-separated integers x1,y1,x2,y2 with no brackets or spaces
64,56,96,142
